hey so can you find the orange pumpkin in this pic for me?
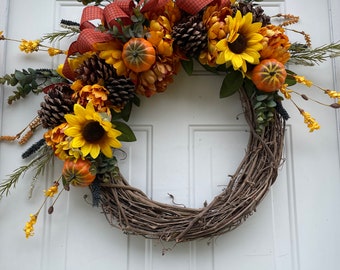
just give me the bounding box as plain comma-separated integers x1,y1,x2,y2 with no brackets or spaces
122,38,156,73
62,159,96,187
252,59,287,92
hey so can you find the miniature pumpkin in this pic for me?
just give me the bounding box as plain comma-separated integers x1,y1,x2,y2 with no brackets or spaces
62,159,96,188
252,58,287,92
122,38,156,73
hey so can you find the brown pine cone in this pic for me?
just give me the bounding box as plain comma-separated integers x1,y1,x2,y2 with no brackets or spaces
172,12,208,58
105,77,136,109
38,84,74,129
234,2,271,26
75,54,116,85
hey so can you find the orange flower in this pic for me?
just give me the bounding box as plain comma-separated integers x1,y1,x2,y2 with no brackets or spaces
259,25,291,64
144,0,181,26
72,84,110,113
199,5,232,66
131,56,180,97
44,122,68,148
148,16,173,57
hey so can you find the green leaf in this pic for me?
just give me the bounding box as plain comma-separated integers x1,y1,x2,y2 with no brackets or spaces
27,68,36,75
242,77,257,97
266,100,277,108
256,94,269,101
120,101,133,122
254,102,263,109
14,70,26,81
112,121,136,142
133,95,140,107
219,70,244,98
285,69,297,86
181,59,194,75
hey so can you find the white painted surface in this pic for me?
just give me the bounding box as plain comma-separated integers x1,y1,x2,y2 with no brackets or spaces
0,0,339,269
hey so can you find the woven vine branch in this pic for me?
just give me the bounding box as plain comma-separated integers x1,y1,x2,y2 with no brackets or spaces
98,88,285,242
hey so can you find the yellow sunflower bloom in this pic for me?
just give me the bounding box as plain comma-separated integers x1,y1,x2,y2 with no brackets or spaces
216,11,263,73
64,102,122,159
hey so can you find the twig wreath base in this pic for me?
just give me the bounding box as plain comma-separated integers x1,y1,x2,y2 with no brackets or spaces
98,88,285,243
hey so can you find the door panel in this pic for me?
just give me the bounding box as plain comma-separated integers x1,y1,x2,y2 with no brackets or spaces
0,0,339,270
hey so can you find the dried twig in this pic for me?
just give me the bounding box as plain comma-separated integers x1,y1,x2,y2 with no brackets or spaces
97,88,285,242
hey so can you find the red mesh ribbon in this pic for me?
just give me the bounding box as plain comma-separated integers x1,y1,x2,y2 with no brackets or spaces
80,6,104,29
62,0,230,79
103,0,134,27
62,29,114,80
139,0,169,12
176,0,229,14
62,1,136,80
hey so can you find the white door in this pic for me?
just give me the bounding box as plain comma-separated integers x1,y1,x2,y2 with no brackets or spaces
1,0,339,269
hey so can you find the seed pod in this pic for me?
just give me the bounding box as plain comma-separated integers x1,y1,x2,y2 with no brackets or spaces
301,94,309,101
330,103,340,109
48,206,54,214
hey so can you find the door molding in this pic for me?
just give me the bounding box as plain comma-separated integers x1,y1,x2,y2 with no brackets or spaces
329,0,340,159
0,0,9,130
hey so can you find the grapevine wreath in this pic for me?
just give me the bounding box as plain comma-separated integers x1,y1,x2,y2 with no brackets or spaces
1,0,340,242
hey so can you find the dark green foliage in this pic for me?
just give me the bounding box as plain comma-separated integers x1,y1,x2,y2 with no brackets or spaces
0,68,68,104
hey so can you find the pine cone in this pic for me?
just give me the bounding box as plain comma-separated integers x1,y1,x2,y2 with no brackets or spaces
172,13,208,58
105,77,136,109
234,2,271,26
75,54,116,85
38,84,75,129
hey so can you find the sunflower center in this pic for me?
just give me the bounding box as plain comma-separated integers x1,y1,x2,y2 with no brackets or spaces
82,121,105,142
228,34,247,54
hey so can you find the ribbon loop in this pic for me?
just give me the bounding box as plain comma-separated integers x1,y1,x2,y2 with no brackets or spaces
103,1,134,28
139,0,169,13
80,6,104,30
176,0,229,14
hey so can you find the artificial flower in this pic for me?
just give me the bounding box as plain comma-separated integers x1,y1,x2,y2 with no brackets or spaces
199,5,232,66
64,102,122,159
144,0,181,25
72,83,110,113
44,182,59,197
259,25,291,64
294,75,313,87
24,214,37,239
148,16,173,56
216,11,263,73
19,39,40,53
279,84,293,99
325,89,340,99
300,110,320,132
47,47,65,56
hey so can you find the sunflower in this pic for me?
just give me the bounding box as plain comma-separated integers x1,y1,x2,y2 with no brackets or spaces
64,102,122,159
216,10,263,73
